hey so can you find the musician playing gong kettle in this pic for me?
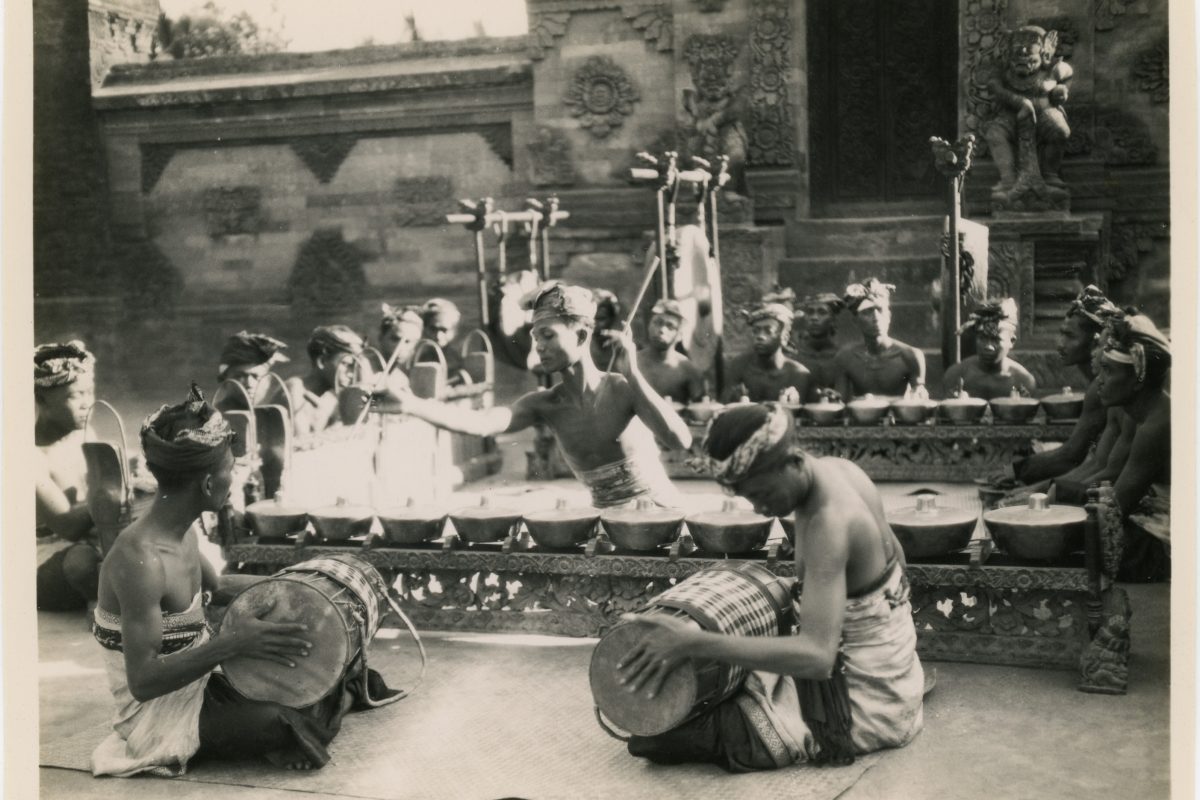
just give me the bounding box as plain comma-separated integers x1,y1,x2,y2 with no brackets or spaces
636,298,706,403
92,385,393,776
940,298,1037,400
722,302,812,403
833,279,927,399
217,331,290,403
617,403,926,772
391,282,692,508
282,325,369,437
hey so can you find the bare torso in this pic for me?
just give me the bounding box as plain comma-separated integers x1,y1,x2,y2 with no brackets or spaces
528,374,650,472
98,520,204,617
637,349,704,403
835,341,923,398
725,353,812,403
942,356,1037,400
795,340,840,391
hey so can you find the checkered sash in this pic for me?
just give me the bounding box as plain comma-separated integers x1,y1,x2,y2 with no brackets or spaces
281,554,382,640
648,563,793,696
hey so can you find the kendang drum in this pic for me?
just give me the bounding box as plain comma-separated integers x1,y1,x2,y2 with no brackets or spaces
589,562,794,738
221,553,424,709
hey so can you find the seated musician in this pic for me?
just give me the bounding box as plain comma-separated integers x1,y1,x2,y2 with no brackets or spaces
392,282,692,508
420,298,470,386
590,288,628,374
217,331,290,403
1052,314,1171,582
723,303,812,403
833,279,927,399
372,302,425,396
794,293,846,393
637,299,705,403
35,341,102,612
940,298,1037,400
618,403,925,771
92,386,393,776
284,325,367,437
1004,286,1120,485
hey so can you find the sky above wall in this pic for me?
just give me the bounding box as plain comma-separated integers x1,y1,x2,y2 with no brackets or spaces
157,0,529,51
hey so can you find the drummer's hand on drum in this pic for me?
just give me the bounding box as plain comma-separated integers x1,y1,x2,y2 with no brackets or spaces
219,598,312,668
615,612,696,699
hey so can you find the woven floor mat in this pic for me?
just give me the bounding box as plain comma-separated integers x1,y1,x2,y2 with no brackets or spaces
42,632,881,799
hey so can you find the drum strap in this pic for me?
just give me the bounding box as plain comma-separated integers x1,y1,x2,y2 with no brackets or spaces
358,591,428,708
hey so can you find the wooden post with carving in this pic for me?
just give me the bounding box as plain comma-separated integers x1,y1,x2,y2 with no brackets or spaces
930,135,977,369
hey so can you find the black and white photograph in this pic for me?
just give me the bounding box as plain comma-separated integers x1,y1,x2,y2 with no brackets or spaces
4,0,1196,797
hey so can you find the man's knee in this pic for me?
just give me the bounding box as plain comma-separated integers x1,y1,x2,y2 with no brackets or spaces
1038,109,1069,140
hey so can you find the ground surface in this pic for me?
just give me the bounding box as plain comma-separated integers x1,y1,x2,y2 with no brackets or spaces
36,435,1172,799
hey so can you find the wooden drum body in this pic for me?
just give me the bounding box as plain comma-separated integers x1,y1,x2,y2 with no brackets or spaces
589,562,794,738
221,554,383,708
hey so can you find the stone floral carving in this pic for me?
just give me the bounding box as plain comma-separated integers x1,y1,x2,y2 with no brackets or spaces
203,187,262,238
622,4,672,52
747,0,795,167
1068,105,1159,165
1094,0,1147,32
527,126,578,187
962,0,1010,155
528,12,570,60
982,25,1074,212
986,241,1035,335
1133,38,1168,104
290,134,359,183
1106,221,1169,282
563,56,640,139
682,34,747,171
140,143,177,193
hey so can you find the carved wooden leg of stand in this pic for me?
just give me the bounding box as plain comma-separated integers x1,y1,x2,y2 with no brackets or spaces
1078,587,1132,695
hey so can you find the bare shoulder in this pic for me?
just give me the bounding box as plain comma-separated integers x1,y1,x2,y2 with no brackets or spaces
782,357,811,377
105,527,165,593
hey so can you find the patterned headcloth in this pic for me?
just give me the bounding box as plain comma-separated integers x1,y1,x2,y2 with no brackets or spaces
421,298,461,327
844,278,896,313
218,331,289,380
746,302,796,341
802,293,846,314
688,403,793,487
959,297,1019,338
308,325,365,361
1067,285,1121,327
650,299,685,321
380,302,424,334
762,285,797,311
525,281,598,327
1101,313,1171,382
141,383,235,473
34,340,95,389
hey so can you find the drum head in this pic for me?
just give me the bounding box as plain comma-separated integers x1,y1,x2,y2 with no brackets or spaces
221,578,352,708
589,622,698,737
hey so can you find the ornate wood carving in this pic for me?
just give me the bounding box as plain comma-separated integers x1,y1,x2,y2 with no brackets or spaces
290,134,360,183
1133,38,1169,104
962,0,1010,156
202,186,262,238
986,241,1036,337
622,4,672,52
563,56,640,139
748,0,795,168
140,143,177,193
1077,587,1131,694
528,12,571,60
527,126,578,187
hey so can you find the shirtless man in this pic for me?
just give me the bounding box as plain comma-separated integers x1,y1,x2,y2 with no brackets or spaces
941,298,1037,399
284,325,367,437
834,279,926,399
92,386,379,775
1008,286,1120,484
794,293,845,392
421,298,470,386
636,299,705,404
589,289,628,374
617,403,925,771
35,341,102,612
393,283,691,508
1052,314,1171,581
217,331,290,403
723,303,812,403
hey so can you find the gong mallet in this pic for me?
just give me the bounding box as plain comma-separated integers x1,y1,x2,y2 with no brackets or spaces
602,255,662,373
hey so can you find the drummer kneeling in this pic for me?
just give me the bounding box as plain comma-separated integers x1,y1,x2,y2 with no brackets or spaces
92,385,393,777
617,403,926,772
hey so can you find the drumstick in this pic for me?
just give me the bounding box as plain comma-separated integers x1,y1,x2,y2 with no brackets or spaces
603,256,661,374
349,341,408,433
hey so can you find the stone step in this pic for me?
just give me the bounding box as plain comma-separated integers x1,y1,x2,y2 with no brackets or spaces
785,215,945,258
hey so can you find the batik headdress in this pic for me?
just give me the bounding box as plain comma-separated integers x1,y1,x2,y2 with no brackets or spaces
844,278,896,313
1101,313,1171,383
218,331,289,380
141,383,236,473
958,297,1019,338
687,403,793,487
34,340,95,389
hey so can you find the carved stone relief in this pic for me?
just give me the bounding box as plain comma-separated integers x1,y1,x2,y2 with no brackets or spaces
527,126,578,187
682,34,747,169
747,0,795,167
290,134,360,183
622,4,673,52
527,12,571,60
961,0,1010,155
203,187,262,238
1106,221,1169,282
1133,38,1168,104
1094,0,1149,32
986,241,1036,337
563,56,640,139
1067,105,1158,165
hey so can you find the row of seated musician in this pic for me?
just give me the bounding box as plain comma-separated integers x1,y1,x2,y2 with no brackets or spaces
606,278,1044,405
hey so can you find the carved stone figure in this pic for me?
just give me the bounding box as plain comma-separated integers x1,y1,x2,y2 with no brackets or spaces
682,34,748,188
982,25,1074,211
